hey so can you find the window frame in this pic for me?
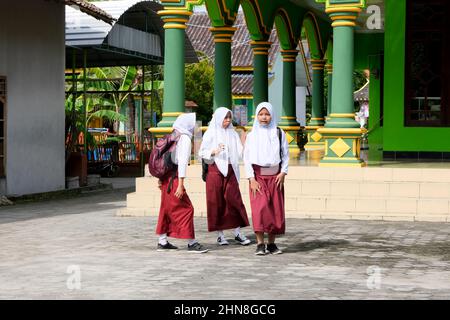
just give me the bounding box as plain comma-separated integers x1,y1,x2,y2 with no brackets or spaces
404,0,450,127
0,76,6,178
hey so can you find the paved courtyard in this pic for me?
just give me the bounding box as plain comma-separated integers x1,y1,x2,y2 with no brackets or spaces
1,187,450,300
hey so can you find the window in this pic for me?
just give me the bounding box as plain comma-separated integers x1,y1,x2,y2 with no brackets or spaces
0,77,5,177
405,0,450,126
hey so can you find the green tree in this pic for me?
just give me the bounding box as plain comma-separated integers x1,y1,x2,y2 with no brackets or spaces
185,56,214,125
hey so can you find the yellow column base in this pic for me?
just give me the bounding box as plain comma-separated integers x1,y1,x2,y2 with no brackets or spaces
304,126,325,151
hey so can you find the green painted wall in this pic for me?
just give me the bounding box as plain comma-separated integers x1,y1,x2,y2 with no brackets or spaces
354,33,384,160
383,0,450,152
354,33,384,70
368,55,383,161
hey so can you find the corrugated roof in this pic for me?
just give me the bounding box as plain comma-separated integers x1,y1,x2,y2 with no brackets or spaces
187,12,279,68
66,0,198,67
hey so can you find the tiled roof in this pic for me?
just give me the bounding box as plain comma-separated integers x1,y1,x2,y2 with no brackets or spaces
62,0,115,24
185,100,199,107
232,74,253,96
186,12,279,68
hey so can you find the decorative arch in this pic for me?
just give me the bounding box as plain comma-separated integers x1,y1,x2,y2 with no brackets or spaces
240,0,271,40
324,37,333,64
205,0,240,26
273,2,305,50
302,12,325,60
274,8,296,50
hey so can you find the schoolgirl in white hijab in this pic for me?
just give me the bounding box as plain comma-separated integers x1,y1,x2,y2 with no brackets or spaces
243,102,289,256
156,113,209,253
199,107,242,179
199,108,251,246
172,113,195,179
244,102,289,178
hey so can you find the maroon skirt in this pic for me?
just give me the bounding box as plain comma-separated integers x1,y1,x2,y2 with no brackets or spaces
249,164,285,235
155,172,195,239
205,163,249,232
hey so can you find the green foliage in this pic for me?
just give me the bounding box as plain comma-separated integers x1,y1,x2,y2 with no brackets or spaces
323,69,369,113
185,56,214,125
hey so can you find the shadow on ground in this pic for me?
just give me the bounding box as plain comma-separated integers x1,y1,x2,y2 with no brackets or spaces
283,240,350,253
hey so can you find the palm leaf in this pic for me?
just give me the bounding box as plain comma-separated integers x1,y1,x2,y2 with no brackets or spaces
87,110,127,123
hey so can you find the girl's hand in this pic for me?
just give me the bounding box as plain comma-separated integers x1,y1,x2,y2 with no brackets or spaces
249,178,262,197
275,172,286,190
174,184,185,199
212,144,225,156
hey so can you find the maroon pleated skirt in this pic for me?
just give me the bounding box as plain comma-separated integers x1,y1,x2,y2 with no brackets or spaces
205,163,249,232
249,164,285,235
155,171,195,239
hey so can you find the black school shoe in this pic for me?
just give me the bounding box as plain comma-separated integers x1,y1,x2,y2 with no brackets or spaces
254,243,266,255
235,234,251,246
157,242,178,251
187,242,209,253
266,243,283,255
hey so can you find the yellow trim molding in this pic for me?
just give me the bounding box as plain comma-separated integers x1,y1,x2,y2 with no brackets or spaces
162,112,183,117
158,9,193,16
232,66,253,72
325,7,362,14
329,113,356,118
330,15,358,21
332,21,356,27
281,116,297,120
163,18,189,23
317,128,365,134
163,24,187,29
148,127,174,134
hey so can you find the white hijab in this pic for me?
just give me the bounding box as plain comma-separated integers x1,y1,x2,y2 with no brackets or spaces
172,113,196,138
246,102,281,166
200,107,243,179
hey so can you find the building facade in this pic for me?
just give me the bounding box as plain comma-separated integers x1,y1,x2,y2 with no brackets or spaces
0,0,66,196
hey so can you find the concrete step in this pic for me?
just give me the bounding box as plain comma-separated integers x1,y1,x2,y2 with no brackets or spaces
125,165,450,222
126,190,450,216
136,178,450,201
144,164,450,182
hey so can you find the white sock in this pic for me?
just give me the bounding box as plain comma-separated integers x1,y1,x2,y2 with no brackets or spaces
217,231,225,239
234,227,241,237
188,239,198,247
158,234,168,245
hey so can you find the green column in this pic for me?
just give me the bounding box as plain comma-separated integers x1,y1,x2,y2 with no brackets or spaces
326,21,359,128
210,27,236,111
325,64,333,118
155,10,192,130
279,50,301,158
318,6,365,167
309,60,326,126
305,59,326,152
250,41,271,124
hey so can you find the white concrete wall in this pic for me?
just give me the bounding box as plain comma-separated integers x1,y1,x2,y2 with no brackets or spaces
268,54,283,121
0,0,65,196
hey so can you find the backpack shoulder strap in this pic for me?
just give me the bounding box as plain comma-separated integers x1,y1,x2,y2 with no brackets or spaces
277,127,282,161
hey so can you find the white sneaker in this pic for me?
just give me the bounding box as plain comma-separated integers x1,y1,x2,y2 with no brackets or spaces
235,234,251,246
217,236,229,246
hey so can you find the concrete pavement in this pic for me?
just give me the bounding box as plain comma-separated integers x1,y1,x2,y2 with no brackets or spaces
1,188,450,299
